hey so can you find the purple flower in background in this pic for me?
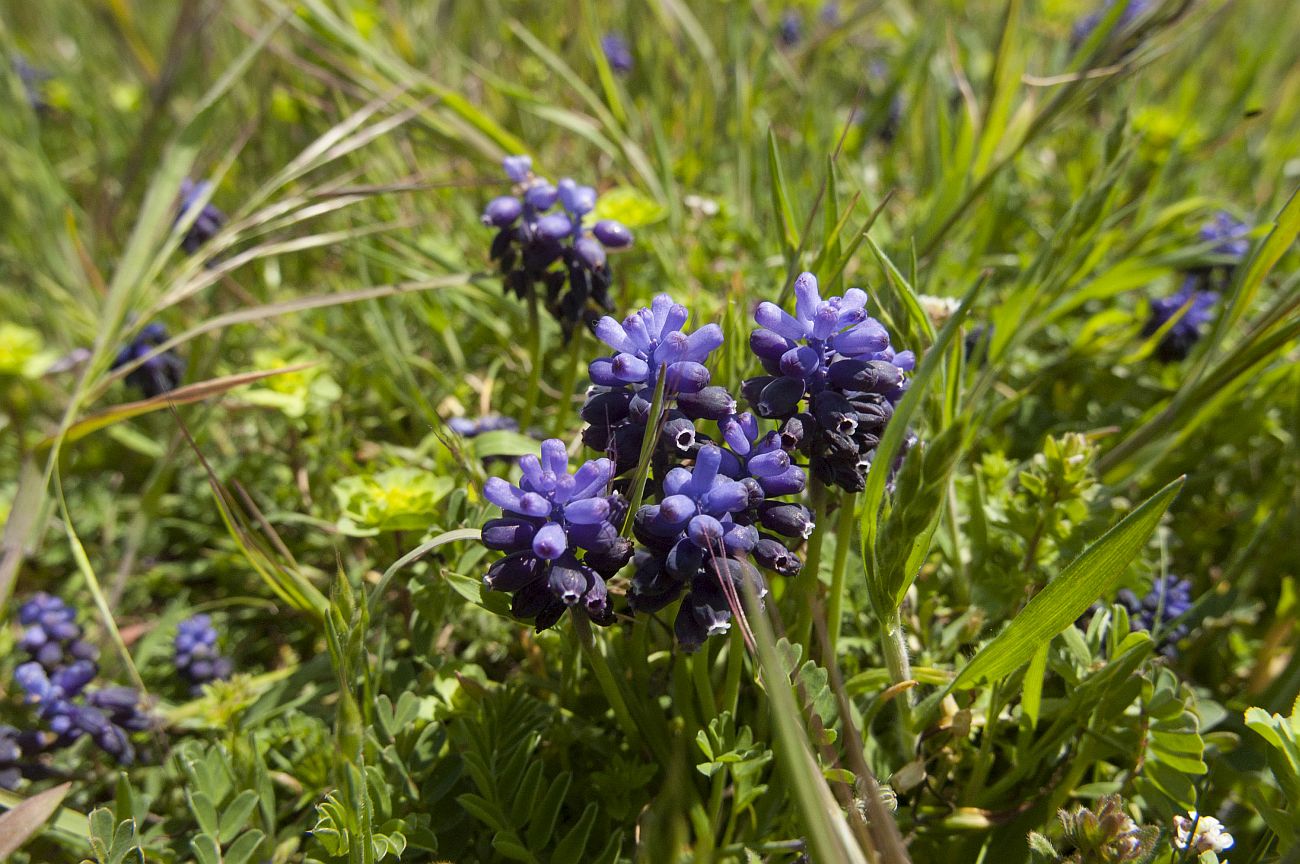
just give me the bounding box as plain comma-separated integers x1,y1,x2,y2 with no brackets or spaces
779,10,803,47
12,55,51,112
1117,575,1194,657
448,414,520,438
482,156,634,337
1070,0,1149,51
176,178,226,256
111,322,185,398
1142,277,1218,362
17,593,99,671
742,272,913,492
481,439,631,629
601,33,633,74
174,615,234,691
1198,211,1251,262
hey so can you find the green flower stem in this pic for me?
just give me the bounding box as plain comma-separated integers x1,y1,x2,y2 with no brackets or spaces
619,365,668,537
791,478,830,653
692,643,717,718
549,327,586,438
825,492,858,657
881,604,916,751
572,610,669,763
720,625,745,716
520,286,543,431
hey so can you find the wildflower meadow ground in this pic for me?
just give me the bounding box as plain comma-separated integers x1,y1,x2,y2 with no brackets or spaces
1,1,1298,862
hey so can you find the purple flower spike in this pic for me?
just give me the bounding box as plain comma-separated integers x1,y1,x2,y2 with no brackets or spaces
503,155,533,183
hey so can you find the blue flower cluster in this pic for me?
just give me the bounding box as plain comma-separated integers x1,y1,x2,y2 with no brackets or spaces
174,615,234,692
111,322,185,398
481,439,632,629
1117,575,1193,658
177,177,226,256
741,272,914,492
480,292,826,649
9,594,150,779
482,156,633,336
1143,211,1251,361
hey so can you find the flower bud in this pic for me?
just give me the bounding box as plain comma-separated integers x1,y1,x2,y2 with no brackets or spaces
482,196,522,227
678,386,738,420
593,219,633,248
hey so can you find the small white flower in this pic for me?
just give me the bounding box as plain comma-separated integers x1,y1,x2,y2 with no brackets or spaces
683,194,719,217
1174,811,1234,854
917,294,961,328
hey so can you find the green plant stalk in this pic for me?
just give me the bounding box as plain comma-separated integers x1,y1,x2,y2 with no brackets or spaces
792,478,830,652
550,327,586,438
881,605,915,749
572,610,668,764
692,644,717,719
825,492,858,657
520,285,543,431
962,680,1004,806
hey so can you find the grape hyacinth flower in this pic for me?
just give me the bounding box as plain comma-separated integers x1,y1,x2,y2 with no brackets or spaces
18,593,99,671
741,272,914,492
1116,575,1193,657
601,33,633,74
12,55,51,112
1142,278,1218,362
174,615,234,691
582,293,726,474
111,322,186,398
482,155,634,337
176,178,226,256
481,439,632,629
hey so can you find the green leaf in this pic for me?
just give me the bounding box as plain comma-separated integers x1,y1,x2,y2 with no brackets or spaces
551,802,599,863
525,772,571,849
225,830,266,864
190,834,222,864
218,790,260,843
951,476,1183,689
467,430,543,460
767,129,800,255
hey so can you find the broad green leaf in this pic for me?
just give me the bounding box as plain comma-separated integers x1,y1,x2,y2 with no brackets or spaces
951,476,1183,689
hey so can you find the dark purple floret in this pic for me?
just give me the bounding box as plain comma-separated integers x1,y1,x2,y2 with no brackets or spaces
601,33,634,74
482,155,635,338
111,322,185,398
480,439,629,629
176,178,226,256
174,614,234,692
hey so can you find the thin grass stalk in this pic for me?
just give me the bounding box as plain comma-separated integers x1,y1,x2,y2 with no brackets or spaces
881,605,915,752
